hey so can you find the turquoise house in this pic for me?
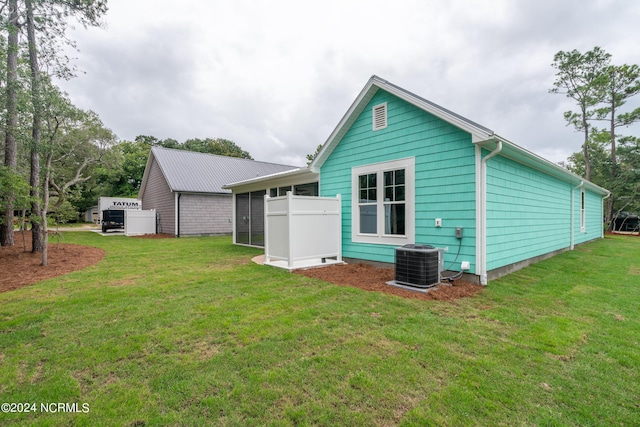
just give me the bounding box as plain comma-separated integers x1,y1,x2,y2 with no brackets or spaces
227,76,609,284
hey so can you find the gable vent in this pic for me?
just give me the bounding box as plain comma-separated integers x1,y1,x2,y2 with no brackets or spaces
372,103,387,131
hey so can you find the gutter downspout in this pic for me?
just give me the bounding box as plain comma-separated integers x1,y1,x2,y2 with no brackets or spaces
570,181,583,250
478,140,502,285
175,192,182,237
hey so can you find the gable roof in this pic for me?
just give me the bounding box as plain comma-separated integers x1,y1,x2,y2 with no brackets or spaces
310,75,609,196
309,75,496,171
139,146,298,195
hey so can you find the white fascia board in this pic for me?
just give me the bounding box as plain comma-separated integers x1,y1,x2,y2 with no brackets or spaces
372,77,495,143
138,149,156,197
223,168,308,189
310,78,379,172
223,169,318,193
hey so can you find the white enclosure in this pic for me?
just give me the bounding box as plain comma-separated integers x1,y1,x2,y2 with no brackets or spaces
125,209,156,236
264,193,342,270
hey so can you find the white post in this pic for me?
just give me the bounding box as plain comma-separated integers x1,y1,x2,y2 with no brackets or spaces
264,194,270,263
287,191,293,269
231,193,237,244
336,194,342,262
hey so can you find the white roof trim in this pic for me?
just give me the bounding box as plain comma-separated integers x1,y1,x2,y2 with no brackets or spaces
223,167,317,189
139,149,172,196
308,75,608,196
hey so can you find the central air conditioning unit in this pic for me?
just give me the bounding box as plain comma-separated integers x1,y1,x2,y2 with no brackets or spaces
393,244,444,289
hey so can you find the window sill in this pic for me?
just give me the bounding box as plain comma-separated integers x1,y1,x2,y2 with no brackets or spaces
352,233,412,245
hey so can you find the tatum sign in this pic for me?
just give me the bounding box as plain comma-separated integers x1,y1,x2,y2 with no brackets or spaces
98,197,141,224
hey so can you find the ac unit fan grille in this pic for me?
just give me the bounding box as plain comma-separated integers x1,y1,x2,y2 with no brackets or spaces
394,244,441,288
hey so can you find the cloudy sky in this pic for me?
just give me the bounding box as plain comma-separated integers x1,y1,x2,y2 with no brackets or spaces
57,0,640,166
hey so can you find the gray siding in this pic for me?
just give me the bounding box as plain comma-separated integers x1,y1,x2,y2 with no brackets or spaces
179,194,233,236
141,159,175,235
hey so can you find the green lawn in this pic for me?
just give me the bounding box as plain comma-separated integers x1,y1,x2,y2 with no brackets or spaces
1,233,639,426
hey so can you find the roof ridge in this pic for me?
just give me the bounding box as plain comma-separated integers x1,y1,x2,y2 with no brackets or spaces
371,75,495,135
151,145,297,168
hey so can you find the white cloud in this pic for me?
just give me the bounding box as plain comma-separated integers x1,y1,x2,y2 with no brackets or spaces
57,0,640,165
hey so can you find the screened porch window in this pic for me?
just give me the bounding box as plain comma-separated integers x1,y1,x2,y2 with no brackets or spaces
269,182,318,197
278,186,292,196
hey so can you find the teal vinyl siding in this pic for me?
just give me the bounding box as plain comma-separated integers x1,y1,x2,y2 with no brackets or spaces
485,154,574,271
320,90,477,271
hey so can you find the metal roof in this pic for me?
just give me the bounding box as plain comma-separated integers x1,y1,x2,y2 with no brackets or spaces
148,146,298,194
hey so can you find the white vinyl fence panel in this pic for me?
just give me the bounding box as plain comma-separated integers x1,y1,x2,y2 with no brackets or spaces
125,209,156,236
265,193,342,270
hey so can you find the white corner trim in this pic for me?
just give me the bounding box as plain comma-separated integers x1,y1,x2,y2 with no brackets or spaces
475,145,483,279
476,141,503,285
231,193,237,244
174,192,179,237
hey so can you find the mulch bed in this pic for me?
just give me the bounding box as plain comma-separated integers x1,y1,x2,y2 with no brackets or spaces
295,263,483,301
0,231,105,294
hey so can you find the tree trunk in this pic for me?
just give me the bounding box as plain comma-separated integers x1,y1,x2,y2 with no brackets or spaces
42,152,53,266
606,196,615,232
606,92,617,231
26,0,44,254
610,93,617,168
30,152,43,253
582,107,591,181
1,0,20,247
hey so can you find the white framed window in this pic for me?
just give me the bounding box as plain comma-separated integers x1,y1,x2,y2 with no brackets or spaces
351,157,415,245
580,189,586,233
372,103,387,131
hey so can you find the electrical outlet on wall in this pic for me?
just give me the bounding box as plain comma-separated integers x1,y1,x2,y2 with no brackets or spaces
461,261,470,270
435,218,442,227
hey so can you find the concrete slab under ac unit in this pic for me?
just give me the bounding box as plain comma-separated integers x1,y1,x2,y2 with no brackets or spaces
386,280,436,293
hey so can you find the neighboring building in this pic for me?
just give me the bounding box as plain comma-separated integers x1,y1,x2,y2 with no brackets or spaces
85,206,99,223
222,168,320,246
226,75,609,284
139,146,297,237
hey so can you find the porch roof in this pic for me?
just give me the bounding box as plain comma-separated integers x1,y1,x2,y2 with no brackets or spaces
222,167,318,191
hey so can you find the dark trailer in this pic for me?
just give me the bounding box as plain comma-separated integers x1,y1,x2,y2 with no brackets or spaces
101,209,125,233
